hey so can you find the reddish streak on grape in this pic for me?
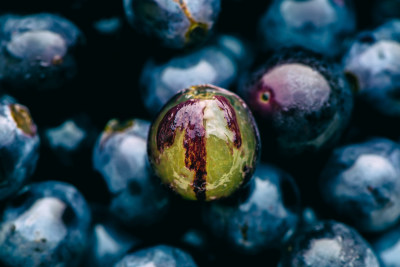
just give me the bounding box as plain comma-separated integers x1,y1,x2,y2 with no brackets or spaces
156,99,207,200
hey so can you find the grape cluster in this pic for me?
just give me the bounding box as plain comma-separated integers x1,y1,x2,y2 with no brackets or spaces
1,0,400,266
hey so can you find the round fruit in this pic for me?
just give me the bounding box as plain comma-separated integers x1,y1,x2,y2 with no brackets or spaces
202,163,300,254
140,34,251,116
320,138,400,232
93,118,171,228
148,84,260,201
0,95,40,201
280,220,380,267
0,13,84,91
344,19,400,119
123,0,221,49
258,0,356,57
240,49,353,157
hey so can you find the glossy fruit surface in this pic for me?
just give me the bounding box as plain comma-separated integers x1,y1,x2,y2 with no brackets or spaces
240,49,353,157
148,84,260,201
0,13,84,91
123,0,221,49
86,208,141,267
259,0,355,57
93,118,170,227
0,95,40,201
344,19,400,118
140,35,251,116
280,220,380,267
203,163,300,254
0,181,91,267
320,138,400,232
43,114,96,166
114,245,197,267
0,3,397,267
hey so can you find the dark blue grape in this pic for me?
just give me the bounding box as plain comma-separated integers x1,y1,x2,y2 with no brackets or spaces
280,220,380,267
258,0,355,57
0,13,84,91
344,20,400,118
320,138,400,233
0,181,91,267
140,35,252,116
240,49,353,157
123,0,221,49
42,114,97,167
0,95,39,201
114,245,197,267
202,163,300,254
93,119,170,228
86,208,141,267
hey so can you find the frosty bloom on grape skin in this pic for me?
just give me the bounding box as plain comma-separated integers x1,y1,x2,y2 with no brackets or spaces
0,95,40,201
148,84,260,201
0,13,84,91
240,49,353,157
123,0,221,49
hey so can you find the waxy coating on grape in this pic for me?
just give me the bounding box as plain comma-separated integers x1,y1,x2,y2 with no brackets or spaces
114,245,198,267
240,50,353,157
320,138,400,233
280,221,380,267
0,13,84,91
203,163,300,254
0,181,91,267
87,209,141,267
344,19,400,118
140,34,251,116
0,95,40,201
93,118,171,228
148,84,260,201
258,0,356,57
123,0,221,49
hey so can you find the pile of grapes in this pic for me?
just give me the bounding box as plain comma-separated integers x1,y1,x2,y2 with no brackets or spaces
1,0,400,266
